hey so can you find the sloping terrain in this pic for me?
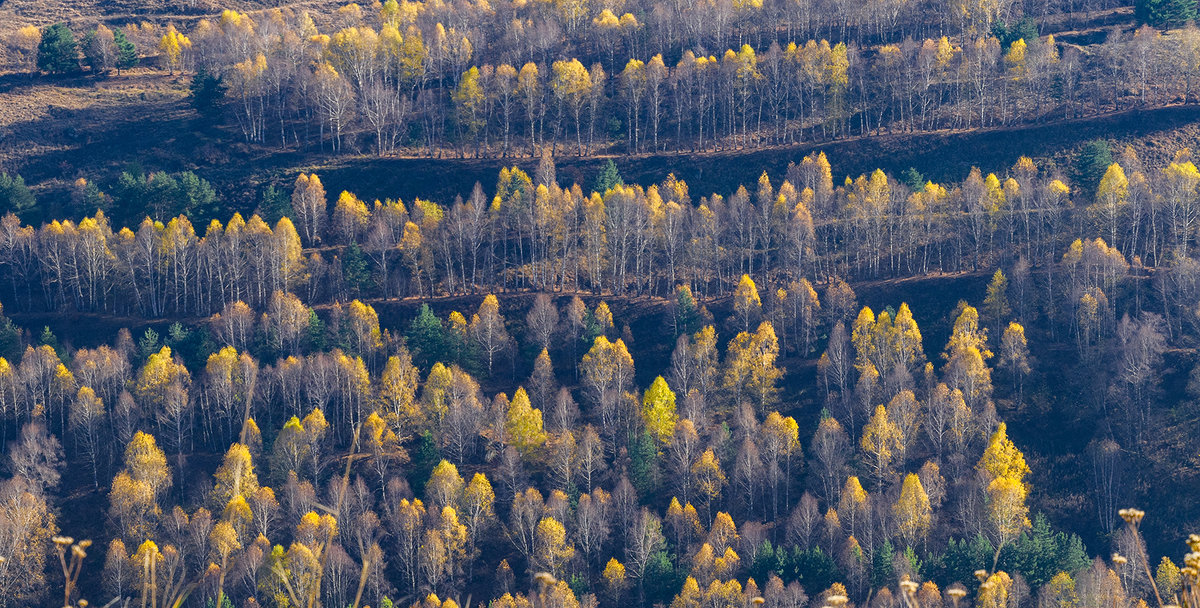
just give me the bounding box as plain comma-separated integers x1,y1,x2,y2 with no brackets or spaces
0,0,339,27
6,65,1200,218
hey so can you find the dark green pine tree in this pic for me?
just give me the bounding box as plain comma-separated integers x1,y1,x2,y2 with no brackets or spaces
628,429,661,496
39,326,65,361
673,285,700,337
1137,0,1198,28
190,67,227,122
1076,139,1113,197
991,16,1039,47
306,309,326,351
0,312,22,363
872,540,896,589
934,534,995,591
341,242,372,296
643,550,684,606
138,327,161,360
0,173,37,217
750,540,787,583
595,159,624,194
174,171,217,220
71,177,109,217
901,167,926,191
901,545,924,578
37,23,79,74
407,304,448,369
258,184,292,225
1003,513,1091,587
113,28,138,74
144,171,180,221
406,431,442,492
788,546,838,592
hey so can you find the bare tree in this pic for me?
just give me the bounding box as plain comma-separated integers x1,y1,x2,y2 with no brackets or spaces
526,293,560,352
6,421,63,492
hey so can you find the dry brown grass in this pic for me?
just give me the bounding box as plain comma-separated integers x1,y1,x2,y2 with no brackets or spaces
0,67,193,187
0,0,360,72
0,0,356,30
1,69,185,123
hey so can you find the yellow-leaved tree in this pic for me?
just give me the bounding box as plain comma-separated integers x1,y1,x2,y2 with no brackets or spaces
761,411,800,518
692,448,725,518
946,304,991,358
379,352,421,436
1094,163,1128,247
642,376,678,445
461,472,495,555
109,431,171,541
977,571,1014,608
0,472,56,604
860,404,902,490
210,442,260,509
978,423,1031,570
580,335,635,445
733,274,762,331
551,58,593,154
838,476,869,537
978,422,1031,484
426,459,465,512
506,387,548,458
893,473,932,548
723,321,782,413
603,557,628,603
158,25,191,75
422,362,453,424
983,270,1011,329
210,520,241,608
517,62,540,154
346,299,384,359
471,294,510,375
363,409,407,491
534,516,575,577
291,173,326,245
999,322,1031,401
136,346,189,410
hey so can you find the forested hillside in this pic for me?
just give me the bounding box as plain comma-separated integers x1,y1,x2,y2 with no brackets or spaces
0,148,1198,608
4,1,1200,608
5,0,1198,158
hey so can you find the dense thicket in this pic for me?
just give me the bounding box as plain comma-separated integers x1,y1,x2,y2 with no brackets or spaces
13,1,1200,156
8,2,1200,607
0,149,1196,326
155,5,1200,155
0,146,1199,608
0,281,1092,608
